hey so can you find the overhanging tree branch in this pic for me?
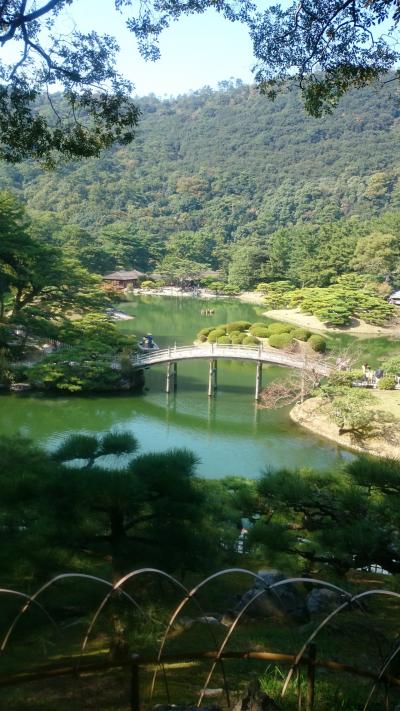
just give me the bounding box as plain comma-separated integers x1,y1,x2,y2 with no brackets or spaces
1,0,400,162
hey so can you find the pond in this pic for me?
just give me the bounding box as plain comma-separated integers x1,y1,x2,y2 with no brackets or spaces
1,295,398,478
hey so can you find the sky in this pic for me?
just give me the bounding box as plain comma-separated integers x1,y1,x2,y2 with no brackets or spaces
3,1,397,99
62,0,256,97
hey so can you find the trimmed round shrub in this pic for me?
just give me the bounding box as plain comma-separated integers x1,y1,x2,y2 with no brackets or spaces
217,335,231,344
198,327,214,336
242,335,259,345
308,334,327,353
268,333,294,349
249,322,269,333
250,326,270,338
228,330,242,339
197,333,208,343
268,322,295,335
222,285,239,295
230,335,245,344
226,321,252,333
207,328,227,343
378,375,397,390
292,327,311,341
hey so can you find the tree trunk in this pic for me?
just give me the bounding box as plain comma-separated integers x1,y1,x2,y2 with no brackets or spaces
110,507,128,583
109,507,131,661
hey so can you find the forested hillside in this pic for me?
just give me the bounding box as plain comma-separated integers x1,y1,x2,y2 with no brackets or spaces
1,80,400,284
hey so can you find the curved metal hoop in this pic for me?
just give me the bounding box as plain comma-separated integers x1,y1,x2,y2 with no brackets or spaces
3,571,400,710
82,568,200,705
281,587,398,698
191,574,355,706
152,568,274,706
354,590,400,710
0,588,60,650
1,573,140,652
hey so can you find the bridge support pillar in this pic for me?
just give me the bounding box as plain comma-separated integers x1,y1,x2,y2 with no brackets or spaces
208,359,217,397
255,361,263,401
166,361,177,393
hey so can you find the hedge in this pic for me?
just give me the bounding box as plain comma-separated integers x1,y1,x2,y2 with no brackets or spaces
242,335,259,345
268,333,294,349
268,322,294,335
226,321,252,333
250,326,270,338
228,330,242,339
230,335,245,344
198,327,215,336
291,327,311,341
308,334,327,353
249,322,269,334
378,375,397,390
207,328,227,343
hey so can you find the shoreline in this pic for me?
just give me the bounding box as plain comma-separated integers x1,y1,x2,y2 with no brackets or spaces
290,395,400,460
130,287,229,299
128,288,400,336
237,292,400,336
261,307,400,337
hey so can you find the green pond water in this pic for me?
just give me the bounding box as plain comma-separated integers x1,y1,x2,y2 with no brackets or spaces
1,296,399,478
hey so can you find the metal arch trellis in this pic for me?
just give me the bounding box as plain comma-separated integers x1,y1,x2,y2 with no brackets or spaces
279,587,400,703
0,588,61,646
1,569,400,709
185,574,370,707
0,569,231,707
82,568,232,707
152,570,357,706
1,573,142,653
151,568,280,706
2,570,190,706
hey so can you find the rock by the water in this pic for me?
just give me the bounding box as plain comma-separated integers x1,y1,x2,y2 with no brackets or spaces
252,570,284,589
196,615,221,625
306,588,347,616
232,570,309,624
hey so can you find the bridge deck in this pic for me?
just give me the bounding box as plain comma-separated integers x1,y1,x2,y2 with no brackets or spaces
132,344,331,376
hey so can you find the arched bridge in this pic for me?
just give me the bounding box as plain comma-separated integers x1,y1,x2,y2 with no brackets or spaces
132,344,331,399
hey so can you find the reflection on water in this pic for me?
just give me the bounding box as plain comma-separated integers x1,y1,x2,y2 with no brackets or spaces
0,296,356,478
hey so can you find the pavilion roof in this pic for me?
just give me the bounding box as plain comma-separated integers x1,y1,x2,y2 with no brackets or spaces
103,270,147,280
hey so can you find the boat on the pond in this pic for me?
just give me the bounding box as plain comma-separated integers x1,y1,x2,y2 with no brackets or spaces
106,308,134,321
138,334,159,352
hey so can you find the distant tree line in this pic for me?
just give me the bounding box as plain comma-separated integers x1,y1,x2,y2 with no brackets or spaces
1,83,399,292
